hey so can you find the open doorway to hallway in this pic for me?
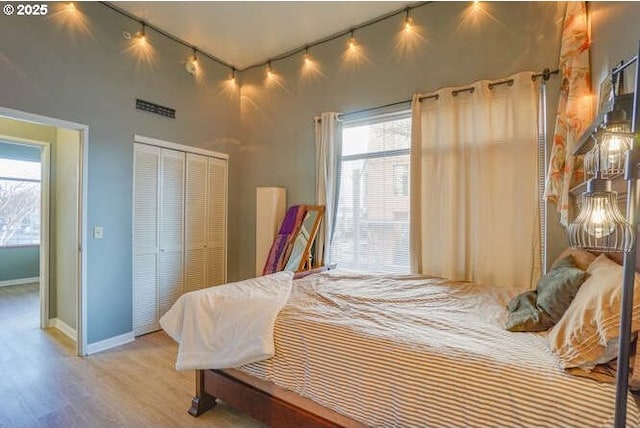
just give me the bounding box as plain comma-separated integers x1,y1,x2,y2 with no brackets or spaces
0,115,84,355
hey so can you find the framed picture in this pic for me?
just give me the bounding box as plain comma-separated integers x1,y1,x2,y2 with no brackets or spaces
598,74,615,115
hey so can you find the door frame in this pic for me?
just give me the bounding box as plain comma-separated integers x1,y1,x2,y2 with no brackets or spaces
0,106,89,357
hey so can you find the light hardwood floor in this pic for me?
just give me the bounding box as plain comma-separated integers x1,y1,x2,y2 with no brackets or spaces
0,283,264,427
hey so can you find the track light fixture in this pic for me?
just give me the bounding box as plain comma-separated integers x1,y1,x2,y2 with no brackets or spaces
186,47,199,75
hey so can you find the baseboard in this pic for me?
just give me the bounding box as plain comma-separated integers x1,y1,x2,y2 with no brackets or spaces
48,318,77,342
0,277,39,287
87,331,135,355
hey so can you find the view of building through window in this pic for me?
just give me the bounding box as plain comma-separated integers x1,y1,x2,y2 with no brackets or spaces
0,158,41,246
331,113,411,273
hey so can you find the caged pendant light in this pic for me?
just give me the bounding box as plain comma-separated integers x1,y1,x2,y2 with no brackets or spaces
568,177,633,252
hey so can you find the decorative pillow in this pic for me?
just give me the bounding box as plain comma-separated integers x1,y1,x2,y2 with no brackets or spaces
548,254,640,369
552,248,596,271
536,256,588,322
505,255,587,332
505,291,555,332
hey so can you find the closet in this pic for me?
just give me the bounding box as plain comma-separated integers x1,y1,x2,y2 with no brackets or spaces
133,140,227,336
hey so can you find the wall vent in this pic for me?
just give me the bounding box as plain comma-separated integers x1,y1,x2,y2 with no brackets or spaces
135,99,176,119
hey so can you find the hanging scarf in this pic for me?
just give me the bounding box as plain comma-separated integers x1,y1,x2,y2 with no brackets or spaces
545,1,593,226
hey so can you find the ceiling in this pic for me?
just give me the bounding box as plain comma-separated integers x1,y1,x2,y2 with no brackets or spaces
113,2,411,69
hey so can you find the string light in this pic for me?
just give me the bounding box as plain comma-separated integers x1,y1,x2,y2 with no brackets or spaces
348,31,357,52
136,22,147,46
266,61,275,80
186,47,199,75
403,9,414,33
303,47,312,66
101,1,441,85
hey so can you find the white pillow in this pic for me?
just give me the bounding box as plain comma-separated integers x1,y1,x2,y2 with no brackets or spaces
548,254,640,369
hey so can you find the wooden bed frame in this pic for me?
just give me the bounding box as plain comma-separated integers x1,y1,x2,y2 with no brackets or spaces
189,368,366,428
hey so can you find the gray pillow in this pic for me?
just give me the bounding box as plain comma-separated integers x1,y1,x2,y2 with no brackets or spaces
505,255,588,332
536,255,588,322
505,291,555,332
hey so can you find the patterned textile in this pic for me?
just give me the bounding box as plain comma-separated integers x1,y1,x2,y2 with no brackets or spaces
262,205,306,274
545,1,593,226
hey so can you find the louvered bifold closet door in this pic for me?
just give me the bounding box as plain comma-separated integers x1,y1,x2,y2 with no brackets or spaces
158,149,186,317
206,157,227,286
133,144,160,336
185,153,208,292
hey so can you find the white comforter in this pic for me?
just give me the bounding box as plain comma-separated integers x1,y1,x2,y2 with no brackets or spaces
159,271,293,370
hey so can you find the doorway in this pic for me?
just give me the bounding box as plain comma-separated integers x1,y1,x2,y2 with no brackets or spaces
0,108,88,356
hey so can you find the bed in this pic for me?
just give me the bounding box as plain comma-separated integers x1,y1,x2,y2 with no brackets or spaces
183,270,640,427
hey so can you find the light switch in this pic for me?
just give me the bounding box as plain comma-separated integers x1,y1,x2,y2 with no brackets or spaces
93,226,104,239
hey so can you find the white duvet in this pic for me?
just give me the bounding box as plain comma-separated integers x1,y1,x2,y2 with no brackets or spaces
159,271,293,370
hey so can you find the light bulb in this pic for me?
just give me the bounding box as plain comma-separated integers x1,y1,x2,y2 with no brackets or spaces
347,31,357,51
582,197,614,238
266,62,274,80
568,178,634,252
229,69,236,84
67,2,76,12
404,19,413,34
304,50,311,66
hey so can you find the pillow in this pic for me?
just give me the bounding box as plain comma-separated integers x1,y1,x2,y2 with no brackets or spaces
505,290,555,332
505,255,587,331
552,248,596,271
536,256,589,322
548,254,640,369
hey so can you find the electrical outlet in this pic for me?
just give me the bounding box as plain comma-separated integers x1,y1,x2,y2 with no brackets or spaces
93,226,104,239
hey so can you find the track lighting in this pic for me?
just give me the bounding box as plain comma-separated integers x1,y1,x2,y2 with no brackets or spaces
266,61,275,80
304,48,312,66
403,9,413,33
186,48,199,75
136,22,147,46
348,31,357,51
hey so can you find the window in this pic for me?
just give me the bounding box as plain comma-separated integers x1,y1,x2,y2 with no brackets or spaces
331,112,411,273
0,158,41,246
393,164,409,196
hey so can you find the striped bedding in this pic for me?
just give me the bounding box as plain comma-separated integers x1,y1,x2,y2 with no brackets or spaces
239,270,640,427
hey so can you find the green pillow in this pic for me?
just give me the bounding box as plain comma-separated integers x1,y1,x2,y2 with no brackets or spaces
505,255,588,332
536,255,588,322
505,291,555,332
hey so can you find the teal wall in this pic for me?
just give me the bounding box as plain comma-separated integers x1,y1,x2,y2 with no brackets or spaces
0,246,39,282
1,2,242,345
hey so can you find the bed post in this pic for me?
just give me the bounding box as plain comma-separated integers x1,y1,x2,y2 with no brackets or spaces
188,370,217,417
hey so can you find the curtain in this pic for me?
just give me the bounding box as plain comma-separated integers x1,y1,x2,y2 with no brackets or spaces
411,72,541,289
544,1,592,226
315,112,342,265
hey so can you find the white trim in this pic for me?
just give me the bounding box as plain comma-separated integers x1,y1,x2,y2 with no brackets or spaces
134,134,229,160
48,318,77,342
0,277,39,287
0,106,89,357
86,332,135,355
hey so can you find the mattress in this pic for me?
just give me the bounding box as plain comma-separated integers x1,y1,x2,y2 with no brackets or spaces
239,270,640,427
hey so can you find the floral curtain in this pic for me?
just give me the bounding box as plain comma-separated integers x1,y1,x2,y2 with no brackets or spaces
544,1,593,226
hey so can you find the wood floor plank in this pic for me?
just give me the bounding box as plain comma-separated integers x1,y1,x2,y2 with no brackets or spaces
0,283,265,427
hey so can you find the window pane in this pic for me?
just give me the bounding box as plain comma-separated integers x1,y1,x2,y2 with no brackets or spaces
332,114,411,273
342,117,411,156
0,179,41,246
0,158,41,180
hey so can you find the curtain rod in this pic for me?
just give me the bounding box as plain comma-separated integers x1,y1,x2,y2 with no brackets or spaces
328,68,560,121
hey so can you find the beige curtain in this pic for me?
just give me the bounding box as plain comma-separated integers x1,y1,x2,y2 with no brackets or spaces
411,72,541,289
